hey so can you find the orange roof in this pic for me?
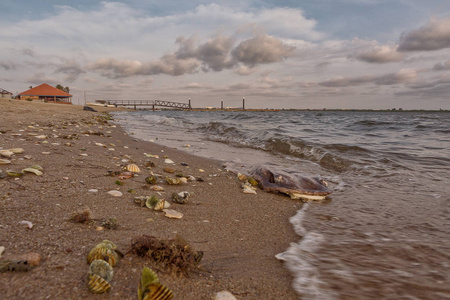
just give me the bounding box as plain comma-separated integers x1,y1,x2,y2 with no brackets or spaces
19,83,72,97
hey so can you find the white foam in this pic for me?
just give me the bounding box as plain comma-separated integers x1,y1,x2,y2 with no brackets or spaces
276,204,338,300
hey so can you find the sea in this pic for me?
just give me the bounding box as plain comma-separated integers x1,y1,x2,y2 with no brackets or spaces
113,109,450,300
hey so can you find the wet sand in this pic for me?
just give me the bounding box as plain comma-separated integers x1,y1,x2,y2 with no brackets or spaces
0,99,301,299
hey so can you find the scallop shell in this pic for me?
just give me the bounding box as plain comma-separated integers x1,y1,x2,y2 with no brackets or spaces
127,164,141,173
87,241,119,267
138,267,173,300
89,259,114,282
145,196,165,211
142,283,173,300
88,273,111,294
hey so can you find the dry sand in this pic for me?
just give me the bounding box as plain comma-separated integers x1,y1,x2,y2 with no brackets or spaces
0,99,301,299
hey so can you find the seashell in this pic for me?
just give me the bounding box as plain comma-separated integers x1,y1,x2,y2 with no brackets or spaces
138,267,173,300
179,177,188,184
119,171,134,179
88,273,111,294
242,183,257,194
107,190,123,197
95,142,105,147
146,196,165,211
134,196,147,207
171,191,190,204
0,150,14,157
127,164,141,173
7,171,23,178
28,165,43,171
163,167,175,173
7,148,24,154
35,135,47,139
0,246,5,258
164,158,175,164
18,220,33,229
145,175,158,184
22,168,43,176
237,173,248,181
89,259,114,282
101,217,118,230
162,209,183,219
166,177,183,185
247,177,258,186
0,159,11,165
149,185,164,191
87,241,119,267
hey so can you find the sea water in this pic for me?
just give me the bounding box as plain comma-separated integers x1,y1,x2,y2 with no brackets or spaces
114,110,450,299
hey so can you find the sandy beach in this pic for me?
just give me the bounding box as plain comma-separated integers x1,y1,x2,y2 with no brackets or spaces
0,99,301,299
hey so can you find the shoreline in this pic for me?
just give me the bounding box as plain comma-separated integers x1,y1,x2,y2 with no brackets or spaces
0,99,301,299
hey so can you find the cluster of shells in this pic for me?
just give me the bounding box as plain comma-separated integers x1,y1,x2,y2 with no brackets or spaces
86,240,120,294
138,267,173,300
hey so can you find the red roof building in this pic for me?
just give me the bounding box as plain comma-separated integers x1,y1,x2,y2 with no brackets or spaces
18,83,72,104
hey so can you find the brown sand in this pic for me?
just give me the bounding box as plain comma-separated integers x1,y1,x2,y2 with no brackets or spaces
0,99,301,299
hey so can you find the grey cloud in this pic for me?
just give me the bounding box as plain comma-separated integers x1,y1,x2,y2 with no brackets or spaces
0,61,17,70
232,34,295,66
354,46,404,63
90,33,295,78
398,18,450,52
54,59,86,82
319,69,417,87
432,60,450,71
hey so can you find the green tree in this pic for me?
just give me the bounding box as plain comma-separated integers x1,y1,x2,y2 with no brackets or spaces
56,84,70,93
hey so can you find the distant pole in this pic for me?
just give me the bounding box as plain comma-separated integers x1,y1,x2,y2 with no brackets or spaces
189,98,191,109
84,91,86,104
221,100,224,110
243,97,245,110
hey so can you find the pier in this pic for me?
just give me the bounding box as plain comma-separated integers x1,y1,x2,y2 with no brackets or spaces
97,99,191,110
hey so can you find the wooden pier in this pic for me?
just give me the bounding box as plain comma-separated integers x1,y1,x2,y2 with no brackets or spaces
97,99,191,110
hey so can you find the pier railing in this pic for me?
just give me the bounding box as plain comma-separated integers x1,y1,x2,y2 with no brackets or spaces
97,99,191,110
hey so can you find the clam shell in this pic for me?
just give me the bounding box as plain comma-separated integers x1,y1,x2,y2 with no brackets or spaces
127,164,141,173
107,190,123,197
0,150,14,157
0,159,11,165
22,168,43,176
164,159,175,164
88,273,111,294
89,259,114,282
7,148,24,154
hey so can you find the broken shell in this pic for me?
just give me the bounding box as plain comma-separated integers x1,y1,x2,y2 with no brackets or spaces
0,246,5,258
35,135,47,139
0,150,14,157
134,196,147,207
149,185,164,191
87,241,119,267
162,209,183,219
7,148,24,154
145,196,165,211
164,158,175,164
7,171,23,178
127,164,141,173
237,173,248,181
154,199,166,211
18,220,33,229
242,183,257,194
171,191,190,204
107,190,123,197
145,175,158,184
163,167,175,173
29,165,43,171
101,218,118,230
0,159,11,165
22,168,43,176
166,177,183,185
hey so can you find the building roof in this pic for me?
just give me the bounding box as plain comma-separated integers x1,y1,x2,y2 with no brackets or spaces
1,88,13,95
19,83,72,97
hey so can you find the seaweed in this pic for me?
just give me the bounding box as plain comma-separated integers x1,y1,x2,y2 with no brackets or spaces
130,235,203,276
69,208,92,224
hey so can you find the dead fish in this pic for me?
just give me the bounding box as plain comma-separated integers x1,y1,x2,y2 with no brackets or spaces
250,166,332,201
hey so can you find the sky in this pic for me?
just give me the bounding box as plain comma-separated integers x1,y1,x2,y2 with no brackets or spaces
1,1,450,109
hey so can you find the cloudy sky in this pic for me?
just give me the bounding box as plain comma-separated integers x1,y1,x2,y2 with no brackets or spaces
1,1,450,109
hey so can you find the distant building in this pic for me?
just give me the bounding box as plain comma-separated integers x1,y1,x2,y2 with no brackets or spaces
18,83,72,104
1,88,13,99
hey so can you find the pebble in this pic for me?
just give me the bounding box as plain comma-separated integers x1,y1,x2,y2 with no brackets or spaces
88,189,98,193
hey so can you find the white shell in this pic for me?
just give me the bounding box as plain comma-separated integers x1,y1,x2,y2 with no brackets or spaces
107,190,123,197
0,150,14,157
7,148,24,154
126,164,141,173
164,158,174,164
22,168,43,176
0,159,11,165
163,209,183,219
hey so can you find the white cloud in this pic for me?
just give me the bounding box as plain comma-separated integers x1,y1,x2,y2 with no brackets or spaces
398,17,450,51
354,45,404,63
